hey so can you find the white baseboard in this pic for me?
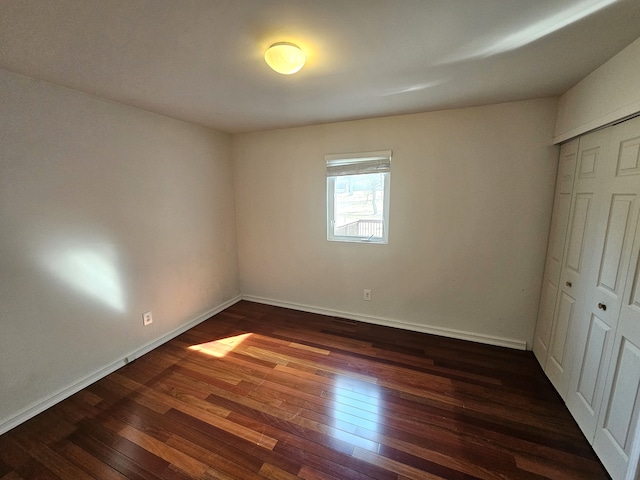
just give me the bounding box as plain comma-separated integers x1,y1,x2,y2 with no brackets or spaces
0,295,242,435
241,295,528,351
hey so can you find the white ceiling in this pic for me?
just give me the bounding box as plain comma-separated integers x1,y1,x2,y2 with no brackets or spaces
2,0,640,133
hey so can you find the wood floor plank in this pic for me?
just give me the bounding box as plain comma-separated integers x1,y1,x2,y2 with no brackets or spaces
0,472,26,480
74,419,170,479
296,465,341,480
19,444,95,480
114,376,231,420
0,460,14,479
272,439,395,480
514,453,610,480
52,440,129,480
166,435,265,480
0,301,610,479
352,446,447,480
258,463,301,480
114,422,209,478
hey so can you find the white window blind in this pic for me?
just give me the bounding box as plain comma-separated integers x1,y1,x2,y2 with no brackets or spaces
325,150,392,177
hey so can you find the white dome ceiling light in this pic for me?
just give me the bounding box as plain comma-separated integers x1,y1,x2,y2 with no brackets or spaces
264,42,306,75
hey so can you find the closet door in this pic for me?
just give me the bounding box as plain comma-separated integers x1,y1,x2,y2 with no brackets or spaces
592,117,640,480
545,127,611,398
533,139,578,367
567,116,640,443
595,231,640,480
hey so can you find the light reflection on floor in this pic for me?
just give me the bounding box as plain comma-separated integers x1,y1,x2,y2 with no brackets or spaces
330,376,382,452
188,331,385,452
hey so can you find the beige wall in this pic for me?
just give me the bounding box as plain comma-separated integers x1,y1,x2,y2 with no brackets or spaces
232,99,559,349
0,71,563,432
555,36,640,143
0,69,240,430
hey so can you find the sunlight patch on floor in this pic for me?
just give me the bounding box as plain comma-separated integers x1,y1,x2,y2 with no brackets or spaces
188,333,252,358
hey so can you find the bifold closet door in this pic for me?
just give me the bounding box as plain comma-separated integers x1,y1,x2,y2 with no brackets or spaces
595,224,640,480
591,117,640,480
545,127,611,399
567,116,640,446
533,139,578,367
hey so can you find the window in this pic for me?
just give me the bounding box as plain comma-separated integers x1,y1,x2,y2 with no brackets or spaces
326,150,391,243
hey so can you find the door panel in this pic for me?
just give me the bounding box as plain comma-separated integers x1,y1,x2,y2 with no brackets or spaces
535,280,559,359
576,315,611,411
595,336,640,480
578,147,599,179
549,193,573,280
547,193,592,393
598,196,635,293
616,136,640,177
546,129,610,398
565,194,592,274
579,116,640,480
549,292,576,369
533,140,578,365
568,121,639,443
602,339,640,449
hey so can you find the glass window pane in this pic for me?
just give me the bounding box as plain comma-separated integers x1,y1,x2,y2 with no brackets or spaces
333,173,385,239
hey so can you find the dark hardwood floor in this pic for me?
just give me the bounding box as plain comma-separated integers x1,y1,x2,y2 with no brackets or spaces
0,301,610,479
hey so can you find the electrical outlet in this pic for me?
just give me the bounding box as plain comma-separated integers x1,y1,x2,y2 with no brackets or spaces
142,311,153,326
363,289,371,301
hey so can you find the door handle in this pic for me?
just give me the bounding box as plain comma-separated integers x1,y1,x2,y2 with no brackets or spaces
598,303,607,311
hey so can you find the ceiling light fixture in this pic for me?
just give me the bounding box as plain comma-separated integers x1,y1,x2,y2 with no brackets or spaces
264,42,306,75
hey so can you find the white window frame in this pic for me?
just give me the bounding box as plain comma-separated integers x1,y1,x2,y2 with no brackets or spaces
326,150,391,244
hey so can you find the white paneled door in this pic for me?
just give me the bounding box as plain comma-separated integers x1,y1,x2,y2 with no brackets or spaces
534,115,640,480
568,116,640,442
591,117,640,480
546,127,611,399
533,139,578,367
